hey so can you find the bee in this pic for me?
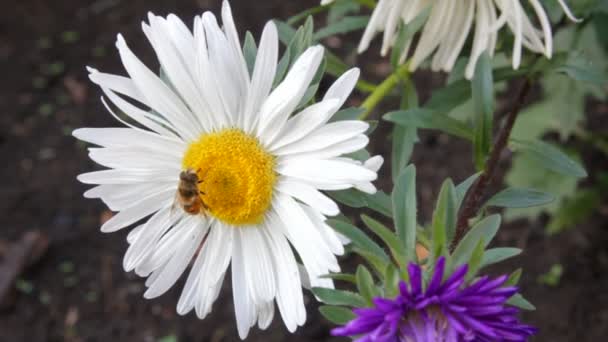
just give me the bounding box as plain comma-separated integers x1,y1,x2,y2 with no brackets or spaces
175,168,208,216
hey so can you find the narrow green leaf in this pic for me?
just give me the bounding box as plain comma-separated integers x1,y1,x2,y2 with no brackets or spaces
472,51,494,170
425,66,529,113
455,173,481,207
389,7,431,67
366,191,393,218
319,273,357,284
507,293,536,311
319,306,356,324
392,165,417,262
361,215,405,266
313,15,369,40
296,83,319,110
351,247,390,277
329,189,368,208
392,79,419,181
451,214,501,267
328,220,389,262
331,107,366,122
481,248,522,267
431,179,457,259
465,238,485,282
356,265,377,304
486,188,555,208
511,139,587,178
243,31,257,76
384,263,401,298
506,268,523,286
555,64,607,85
384,109,474,141
312,287,367,307
274,47,291,86
274,19,296,45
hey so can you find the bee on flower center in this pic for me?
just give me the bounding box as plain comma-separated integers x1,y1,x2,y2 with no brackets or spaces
176,168,208,216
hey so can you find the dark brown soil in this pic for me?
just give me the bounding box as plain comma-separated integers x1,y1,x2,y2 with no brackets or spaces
1,0,607,341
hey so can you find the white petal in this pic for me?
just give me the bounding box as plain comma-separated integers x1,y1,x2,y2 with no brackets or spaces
115,34,199,140
276,180,339,216
243,21,278,133
322,68,360,108
257,46,324,144
73,127,185,154
268,99,340,151
144,216,205,298
239,227,276,303
277,158,378,184
100,188,174,232
273,120,369,156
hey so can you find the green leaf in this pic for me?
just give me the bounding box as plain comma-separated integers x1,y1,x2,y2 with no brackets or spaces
392,79,420,181
506,268,522,286
472,51,494,170
465,238,485,282
366,191,393,218
331,107,366,122
425,66,528,113
504,152,579,222
384,109,474,141
486,188,555,208
243,31,257,76
392,165,417,262
351,247,390,277
356,265,377,304
329,189,368,208
555,64,607,85
313,16,369,41
312,287,367,307
384,263,401,298
455,173,481,207
319,273,357,284
481,248,522,267
507,293,536,311
319,306,356,324
431,179,457,255
361,215,405,266
274,47,291,86
296,83,319,110
389,7,431,67
451,214,501,267
328,220,389,262
511,139,587,178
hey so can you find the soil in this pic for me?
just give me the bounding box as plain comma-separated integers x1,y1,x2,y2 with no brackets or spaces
1,0,607,341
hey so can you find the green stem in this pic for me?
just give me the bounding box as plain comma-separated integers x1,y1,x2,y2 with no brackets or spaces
359,63,411,119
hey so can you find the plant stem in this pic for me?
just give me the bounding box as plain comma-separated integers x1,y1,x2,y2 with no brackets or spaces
359,63,411,120
450,79,533,252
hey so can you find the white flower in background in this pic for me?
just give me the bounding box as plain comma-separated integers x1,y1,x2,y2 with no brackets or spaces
75,1,382,338
350,0,580,79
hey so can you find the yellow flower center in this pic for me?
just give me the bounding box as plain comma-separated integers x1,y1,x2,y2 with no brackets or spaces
182,128,276,226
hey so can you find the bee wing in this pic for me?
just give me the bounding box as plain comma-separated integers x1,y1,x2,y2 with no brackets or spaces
170,192,183,221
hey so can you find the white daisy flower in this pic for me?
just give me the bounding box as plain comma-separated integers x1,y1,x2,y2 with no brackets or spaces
346,0,580,79
74,1,382,338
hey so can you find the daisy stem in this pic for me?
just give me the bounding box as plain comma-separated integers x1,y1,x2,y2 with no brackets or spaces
359,63,410,120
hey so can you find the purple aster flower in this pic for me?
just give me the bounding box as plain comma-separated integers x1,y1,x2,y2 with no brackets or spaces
332,257,537,341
